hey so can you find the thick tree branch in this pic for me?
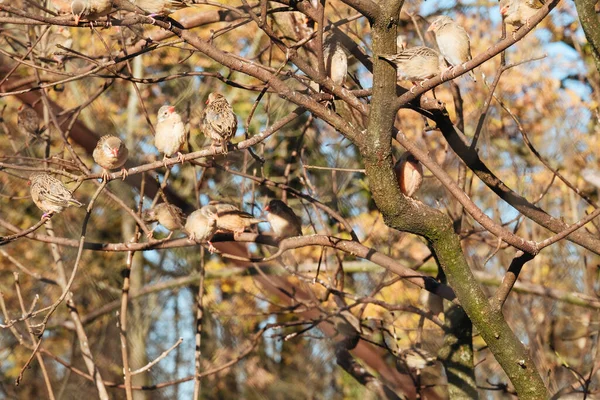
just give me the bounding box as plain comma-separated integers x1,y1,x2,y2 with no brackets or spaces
574,0,600,75
339,0,380,22
364,3,549,398
427,110,600,256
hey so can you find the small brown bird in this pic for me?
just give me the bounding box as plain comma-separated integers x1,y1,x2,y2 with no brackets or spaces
51,0,72,14
265,199,302,239
428,16,476,81
208,201,265,234
200,93,238,154
185,206,218,252
583,169,600,189
155,105,186,165
500,0,544,30
143,203,186,239
93,135,129,181
379,47,444,92
323,34,348,86
394,152,423,198
131,0,190,15
17,104,41,139
28,172,83,218
70,0,112,24
399,347,437,370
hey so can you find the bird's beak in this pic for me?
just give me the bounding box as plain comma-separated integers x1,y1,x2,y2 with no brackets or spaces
168,106,175,113
264,205,270,212
74,14,81,24
426,25,434,32
111,148,119,158
500,6,507,15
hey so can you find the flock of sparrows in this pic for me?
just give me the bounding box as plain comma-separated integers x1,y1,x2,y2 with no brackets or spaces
375,1,543,91
48,0,194,25
28,168,303,249
20,2,545,247
24,89,305,249
44,0,540,93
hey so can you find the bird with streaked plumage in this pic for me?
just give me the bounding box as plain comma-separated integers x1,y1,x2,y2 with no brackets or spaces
132,0,191,15
208,201,265,234
28,173,83,219
70,0,112,24
379,47,445,92
200,93,237,154
17,104,41,139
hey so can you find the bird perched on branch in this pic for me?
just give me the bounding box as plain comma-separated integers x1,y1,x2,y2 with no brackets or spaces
394,152,423,198
208,201,265,234
185,205,218,252
265,199,302,239
17,104,41,139
379,47,444,92
500,0,544,31
143,203,186,239
428,16,476,82
130,0,191,15
28,173,83,218
155,105,186,165
200,93,237,154
93,135,129,181
323,34,348,86
70,0,112,24
398,347,437,370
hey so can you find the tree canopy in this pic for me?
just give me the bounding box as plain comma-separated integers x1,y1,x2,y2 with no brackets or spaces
1,0,600,399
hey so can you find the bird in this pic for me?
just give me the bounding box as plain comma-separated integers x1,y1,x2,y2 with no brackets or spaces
208,201,265,234
396,34,407,52
17,104,41,139
500,0,544,31
265,199,302,239
92,135,129,181
143,203,186,239
427,16,476,82
394,152,423,197
28,172,83,218
70,0,112,25
379,47,444,92
398,347,437,370
50,0,72,14
323,34,348,86
185,206,218,252
130,0,191,15
200,92,238,154
155,105,186,165
582,169,600,189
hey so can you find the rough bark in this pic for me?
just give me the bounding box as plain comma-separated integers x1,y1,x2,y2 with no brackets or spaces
574,0,600,75
362,1,549,398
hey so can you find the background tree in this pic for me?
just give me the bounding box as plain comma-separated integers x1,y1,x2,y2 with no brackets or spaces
1,0,599,399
